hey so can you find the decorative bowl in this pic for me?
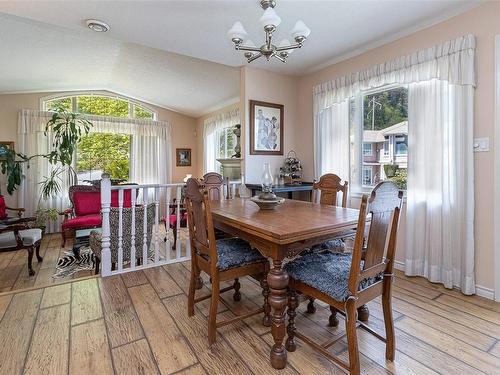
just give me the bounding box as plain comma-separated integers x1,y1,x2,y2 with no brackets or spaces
250,196,285,210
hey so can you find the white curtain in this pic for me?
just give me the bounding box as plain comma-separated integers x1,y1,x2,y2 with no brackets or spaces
312,34,476,294
313,100,350,181
17,110,171,232
203,108,239,173
405,80,475,294
84,114,172,185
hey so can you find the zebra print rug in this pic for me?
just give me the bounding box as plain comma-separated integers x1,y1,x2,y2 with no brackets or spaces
53,246,96,279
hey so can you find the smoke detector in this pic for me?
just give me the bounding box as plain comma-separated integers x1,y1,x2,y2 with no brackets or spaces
86,19,110,32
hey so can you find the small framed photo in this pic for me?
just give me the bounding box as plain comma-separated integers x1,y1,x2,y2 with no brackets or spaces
176,148,192,167
0,141,14,161
250,100,284,155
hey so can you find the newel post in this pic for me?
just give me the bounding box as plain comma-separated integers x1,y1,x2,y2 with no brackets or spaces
101,173,112,276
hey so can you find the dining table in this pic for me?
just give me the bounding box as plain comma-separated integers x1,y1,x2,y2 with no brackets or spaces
210,197,363,369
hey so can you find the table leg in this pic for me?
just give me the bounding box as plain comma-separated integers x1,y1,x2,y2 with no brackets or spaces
267,260,289,369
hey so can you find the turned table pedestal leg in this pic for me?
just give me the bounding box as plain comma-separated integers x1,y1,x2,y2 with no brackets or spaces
267,260,289,369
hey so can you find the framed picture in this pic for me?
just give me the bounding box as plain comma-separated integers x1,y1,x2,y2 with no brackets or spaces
0,141,14,161
250,100,284,155
176,148,192,167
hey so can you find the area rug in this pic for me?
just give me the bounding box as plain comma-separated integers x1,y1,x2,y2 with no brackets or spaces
53,245,96,279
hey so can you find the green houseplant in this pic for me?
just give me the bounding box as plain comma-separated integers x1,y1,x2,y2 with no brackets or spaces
0,107,92,230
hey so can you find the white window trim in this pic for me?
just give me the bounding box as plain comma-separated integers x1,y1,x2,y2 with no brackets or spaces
40,91,158,120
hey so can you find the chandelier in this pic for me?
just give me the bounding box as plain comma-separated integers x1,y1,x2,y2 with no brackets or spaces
227,0,311,63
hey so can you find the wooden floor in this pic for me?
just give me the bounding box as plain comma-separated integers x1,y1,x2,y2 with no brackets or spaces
0,229,189,293
0,261,499,374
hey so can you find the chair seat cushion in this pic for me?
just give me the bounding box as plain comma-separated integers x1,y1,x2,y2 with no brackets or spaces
0,228,42,249
168,212,188,226
284,252,381,302
62,214,101,229
215,238,267,271
310,239,346,253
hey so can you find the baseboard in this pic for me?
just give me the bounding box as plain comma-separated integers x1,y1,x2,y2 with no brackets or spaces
391,260,495,301
394,260,405,272
475,285,495,301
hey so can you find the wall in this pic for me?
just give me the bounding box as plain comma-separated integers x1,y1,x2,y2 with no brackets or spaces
0,91,198,207
195,102,241,178
241,67,300,183
295,2,500,291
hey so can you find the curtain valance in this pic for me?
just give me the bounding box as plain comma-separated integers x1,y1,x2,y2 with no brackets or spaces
18,110,171,139
313,34,476,113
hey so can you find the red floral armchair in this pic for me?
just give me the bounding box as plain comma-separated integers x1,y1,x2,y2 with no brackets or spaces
60,185,135,246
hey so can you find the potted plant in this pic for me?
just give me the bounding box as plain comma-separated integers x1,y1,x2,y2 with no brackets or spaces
0,107,92,230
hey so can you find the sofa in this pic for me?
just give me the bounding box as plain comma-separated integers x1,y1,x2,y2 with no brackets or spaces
60,184,135,246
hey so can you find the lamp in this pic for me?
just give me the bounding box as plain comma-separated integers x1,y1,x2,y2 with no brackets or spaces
227,21,247,44
228,0,310,64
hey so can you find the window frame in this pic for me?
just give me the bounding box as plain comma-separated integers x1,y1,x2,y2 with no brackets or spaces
40,91,158,120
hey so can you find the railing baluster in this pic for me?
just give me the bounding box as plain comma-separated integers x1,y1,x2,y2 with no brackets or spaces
130,188,137,270
154,186,160,263
100,174,112,276
175,186,182,260
143,187,149,266
101,182,190,276
165,186,171,262
117,189,124,272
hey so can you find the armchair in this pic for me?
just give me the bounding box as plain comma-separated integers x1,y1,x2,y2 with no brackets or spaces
60,185,136,247
0,200,43,276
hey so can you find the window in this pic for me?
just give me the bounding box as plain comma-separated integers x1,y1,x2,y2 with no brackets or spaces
351,86,408,190
44,94,156,120
76,133,131,183
362,143,372,156
395,136,408,155
43,94,155,184
362,167,373,186
383,141,390,156
218,126,237,159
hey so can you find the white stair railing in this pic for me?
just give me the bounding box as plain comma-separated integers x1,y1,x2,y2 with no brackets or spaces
100,174,241,277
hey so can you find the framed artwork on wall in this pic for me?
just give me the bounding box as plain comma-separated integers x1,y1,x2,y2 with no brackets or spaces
176,148,192,167
0,141,14,161
249,100,284,155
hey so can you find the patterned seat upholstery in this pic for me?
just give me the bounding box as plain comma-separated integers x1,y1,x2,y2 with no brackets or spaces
214,238,267,271
309,239,346,253
89,204,155,264
284,252,381,302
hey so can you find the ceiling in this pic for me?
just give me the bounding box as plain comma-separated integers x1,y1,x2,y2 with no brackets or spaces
0,0,479,116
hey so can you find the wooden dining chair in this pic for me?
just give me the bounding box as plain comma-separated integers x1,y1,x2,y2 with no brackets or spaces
307,173,353,313
185,178,271,345
284,181,403,375
201,172,225,201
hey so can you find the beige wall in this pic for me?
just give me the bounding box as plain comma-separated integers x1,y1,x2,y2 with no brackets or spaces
294,2,500,291
241,67,299,183
0,91,198,206
195,102,241,178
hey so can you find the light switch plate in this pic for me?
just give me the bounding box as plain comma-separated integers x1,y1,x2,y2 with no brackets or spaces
473,137,490,152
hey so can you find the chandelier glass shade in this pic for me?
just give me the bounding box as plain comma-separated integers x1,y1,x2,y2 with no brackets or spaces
227,0,310,63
